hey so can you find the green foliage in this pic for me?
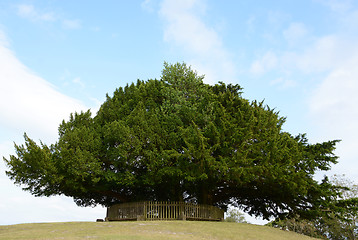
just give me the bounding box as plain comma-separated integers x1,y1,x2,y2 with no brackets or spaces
4,62,341,221
327,175,358,239
225,208,247,223
268,212,357,240
267,215,322,239
268,175,358,240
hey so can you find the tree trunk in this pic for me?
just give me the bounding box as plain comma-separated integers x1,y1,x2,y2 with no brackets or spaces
201,184,213,205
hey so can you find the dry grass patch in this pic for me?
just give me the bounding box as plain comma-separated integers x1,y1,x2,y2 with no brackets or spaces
0,221,320,240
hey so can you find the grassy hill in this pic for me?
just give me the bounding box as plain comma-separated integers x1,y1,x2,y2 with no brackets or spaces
0,221,319,240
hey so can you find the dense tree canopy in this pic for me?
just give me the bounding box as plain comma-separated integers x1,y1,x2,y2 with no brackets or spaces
4,62,341,220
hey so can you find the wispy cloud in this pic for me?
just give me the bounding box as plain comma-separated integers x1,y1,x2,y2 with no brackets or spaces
270,77,296,89
0,28,9,47
72,77,85,88
159,0,236,84
250,51,278,76
16,4,56,22
62,19,82,30
0,29,105,224
245,2,358,181
141,0,155,12
16,3,82,30
255,6,358,179
283,22,308,46
249,34,347,79
0,29,86,142
309,51,358,177
314,0,353,13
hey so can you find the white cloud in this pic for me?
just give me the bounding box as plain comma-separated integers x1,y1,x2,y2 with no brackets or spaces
283,22,308,45
309,52,358,163
0,165,105,225
248,18,358,180
62,19,82,30
250,51,278,75
1,147,105,225
315,0,353,13
73,77,85,88
0,28,9,47
294,35,341,73
161,1,219,55
250,34,348,77
270,77,296,89
16,4,83,31
246,16,256,33
247,8,358,183
141,0,155,12
0,42,86,142
159,0,236,84
16,4,55,22
306,37,358,181
0,30,106,224
310,68,358,131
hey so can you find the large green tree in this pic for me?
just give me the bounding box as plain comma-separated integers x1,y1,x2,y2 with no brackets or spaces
4,62,341,220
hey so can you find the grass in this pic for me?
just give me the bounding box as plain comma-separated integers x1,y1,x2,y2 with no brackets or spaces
0,221,319,240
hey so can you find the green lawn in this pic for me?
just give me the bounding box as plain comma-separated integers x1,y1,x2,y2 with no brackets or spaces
0,221,319,240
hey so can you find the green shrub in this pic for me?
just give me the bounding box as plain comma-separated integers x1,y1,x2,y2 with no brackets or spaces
225,208,247,223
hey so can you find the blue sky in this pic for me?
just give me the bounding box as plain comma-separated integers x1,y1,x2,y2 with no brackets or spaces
1,0,358,225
